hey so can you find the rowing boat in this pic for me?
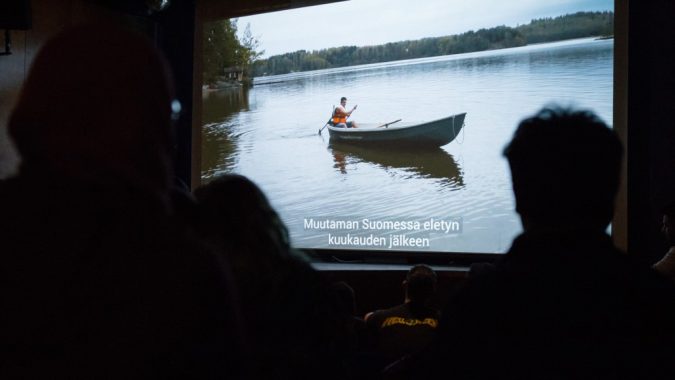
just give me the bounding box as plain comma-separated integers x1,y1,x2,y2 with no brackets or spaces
326,112,466,147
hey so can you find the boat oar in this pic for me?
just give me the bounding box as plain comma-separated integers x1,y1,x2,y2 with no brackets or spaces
318,106,335,135
377,119,402,128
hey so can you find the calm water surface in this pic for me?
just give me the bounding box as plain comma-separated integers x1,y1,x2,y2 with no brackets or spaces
201,37,613,254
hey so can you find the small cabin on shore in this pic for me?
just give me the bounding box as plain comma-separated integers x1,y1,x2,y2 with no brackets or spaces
223,66,243,82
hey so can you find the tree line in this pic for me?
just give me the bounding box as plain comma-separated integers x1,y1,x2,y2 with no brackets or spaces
203,19,263,85
251,11,613,77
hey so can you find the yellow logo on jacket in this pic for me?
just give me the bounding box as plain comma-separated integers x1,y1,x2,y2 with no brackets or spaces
380,317,438,328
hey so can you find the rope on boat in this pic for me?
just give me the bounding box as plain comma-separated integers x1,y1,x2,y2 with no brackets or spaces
457,120,466,145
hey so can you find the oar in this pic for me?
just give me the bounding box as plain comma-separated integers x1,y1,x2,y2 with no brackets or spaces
318,106,335,135
377,119,402,128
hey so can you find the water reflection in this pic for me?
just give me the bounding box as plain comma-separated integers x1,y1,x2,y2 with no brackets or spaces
202,86,250,124
201,87,250,180
328,142,464,188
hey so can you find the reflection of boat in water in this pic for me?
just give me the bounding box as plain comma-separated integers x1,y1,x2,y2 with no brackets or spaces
327,113,466,147
329,143,464,186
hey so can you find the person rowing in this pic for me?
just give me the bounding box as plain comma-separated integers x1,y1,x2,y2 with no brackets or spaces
332,97,358,128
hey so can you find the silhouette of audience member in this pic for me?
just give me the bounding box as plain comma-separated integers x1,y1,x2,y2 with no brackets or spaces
0,25,243,378
170,176,201,227
653,201,675,279
330,281,370,379
422,107,675,379
364,265,440,369
331,281,368,352
193,174,346,379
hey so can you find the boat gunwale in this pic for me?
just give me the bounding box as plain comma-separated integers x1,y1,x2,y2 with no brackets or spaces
326,112,466,134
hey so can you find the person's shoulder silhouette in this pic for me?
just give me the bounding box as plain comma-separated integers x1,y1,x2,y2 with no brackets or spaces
0,24,243,378
423,106,675,379
194,174,346,379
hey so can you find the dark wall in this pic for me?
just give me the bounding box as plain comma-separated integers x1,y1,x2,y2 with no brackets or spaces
84,0,197,189
155,0,197,187
627,0,675,263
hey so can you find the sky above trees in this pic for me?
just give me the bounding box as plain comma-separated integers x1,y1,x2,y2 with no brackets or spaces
238,0,613,57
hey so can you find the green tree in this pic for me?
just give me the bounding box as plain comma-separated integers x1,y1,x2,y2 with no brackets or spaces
203,19,240,85
238,23,265,79
202,19,264,85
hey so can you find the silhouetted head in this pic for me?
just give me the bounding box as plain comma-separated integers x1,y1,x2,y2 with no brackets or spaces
9,24,176,196
662,201,675,247
503,106,622,232
404,264,437,304
194,174,291,257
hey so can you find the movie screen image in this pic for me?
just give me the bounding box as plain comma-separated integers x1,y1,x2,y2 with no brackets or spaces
200,0,614,254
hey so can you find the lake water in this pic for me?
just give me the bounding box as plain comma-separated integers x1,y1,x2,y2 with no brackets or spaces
201,37,613,254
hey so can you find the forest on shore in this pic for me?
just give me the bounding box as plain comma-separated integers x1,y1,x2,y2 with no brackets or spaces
250,11,613,77
203,20,262,85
